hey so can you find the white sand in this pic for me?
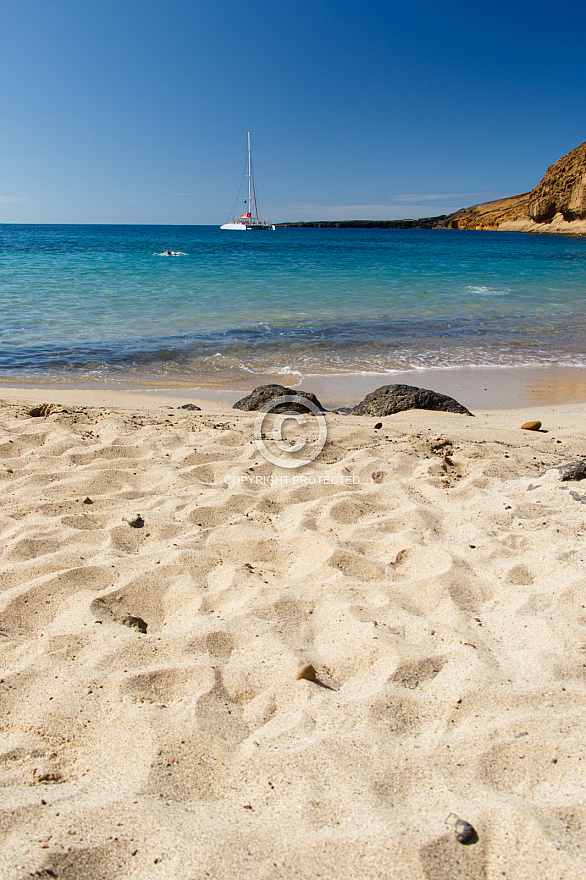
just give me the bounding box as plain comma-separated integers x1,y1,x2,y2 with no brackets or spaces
1,389,586,878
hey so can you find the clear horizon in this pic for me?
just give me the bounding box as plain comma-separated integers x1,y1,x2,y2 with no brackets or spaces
1,0,585,225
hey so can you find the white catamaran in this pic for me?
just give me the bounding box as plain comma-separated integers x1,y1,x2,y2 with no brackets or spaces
220,132,275,231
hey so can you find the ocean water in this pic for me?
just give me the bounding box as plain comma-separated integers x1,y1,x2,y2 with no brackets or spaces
0,223,585,389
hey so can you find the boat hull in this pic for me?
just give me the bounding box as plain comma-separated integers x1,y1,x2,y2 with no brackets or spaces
220,222,275,231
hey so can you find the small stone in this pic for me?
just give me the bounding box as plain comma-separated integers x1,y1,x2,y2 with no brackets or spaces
82,497,93,504
454,819,477,845
28,403,55,418
374,422,383,429
296,663,317,682
521,421,541,431
121,614,148,634
122,514,144,528
558,460,586,482
445,812,478,845
179,403,201,411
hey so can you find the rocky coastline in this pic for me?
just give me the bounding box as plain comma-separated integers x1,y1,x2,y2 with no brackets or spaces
276,217,446,229
430,140,586,234
280,141,586,235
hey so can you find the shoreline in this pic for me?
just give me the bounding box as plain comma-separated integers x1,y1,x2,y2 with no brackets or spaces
2,363,586,411
278,219,586,235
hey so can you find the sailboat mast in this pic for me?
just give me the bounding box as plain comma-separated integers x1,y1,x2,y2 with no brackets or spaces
247,132,252,219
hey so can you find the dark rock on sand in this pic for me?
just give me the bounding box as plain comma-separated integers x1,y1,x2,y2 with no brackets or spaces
445,813,478,845
559,460,586,482
179,403,201,411
28,403,56,418
453,819,478,845
350,385,473,417
296,662,318,682
121,614,148,634
122,514,145,528
233,384,324,412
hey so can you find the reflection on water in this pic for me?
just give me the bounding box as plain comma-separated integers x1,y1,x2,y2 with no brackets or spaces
523,370,586,405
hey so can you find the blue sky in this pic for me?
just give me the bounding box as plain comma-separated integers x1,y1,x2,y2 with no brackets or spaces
1,0,585,224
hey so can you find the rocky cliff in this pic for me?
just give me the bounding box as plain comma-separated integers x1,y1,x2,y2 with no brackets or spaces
440,140,586,234
441,193,530,230
527,140,586,222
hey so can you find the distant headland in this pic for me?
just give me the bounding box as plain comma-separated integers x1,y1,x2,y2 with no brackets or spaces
277,217,446,229
279,140,586,235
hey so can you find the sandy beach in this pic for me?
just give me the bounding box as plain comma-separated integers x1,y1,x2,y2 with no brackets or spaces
3,1,586,874
1,375,585,879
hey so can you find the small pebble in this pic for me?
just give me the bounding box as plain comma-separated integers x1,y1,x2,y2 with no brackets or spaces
521,420,541,431
122,514,144,528
374,422,383,430
179,403,201,411
446,812,478,845
454,819,477,844
121,614,148,634
559,460,586,482
296,663,317,682
28,403,55,418
82,497,93,505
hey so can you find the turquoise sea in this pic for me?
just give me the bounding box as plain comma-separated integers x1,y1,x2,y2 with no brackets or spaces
1,224,585,389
